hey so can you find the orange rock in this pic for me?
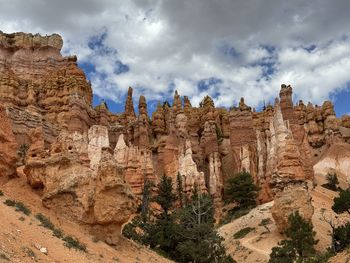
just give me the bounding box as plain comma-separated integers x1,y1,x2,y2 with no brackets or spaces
0,105,18,177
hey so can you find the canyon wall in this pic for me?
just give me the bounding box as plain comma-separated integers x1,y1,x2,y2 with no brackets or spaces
1,32,350,228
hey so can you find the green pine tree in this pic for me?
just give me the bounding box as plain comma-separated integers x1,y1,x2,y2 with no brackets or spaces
147,175,178,255
322,173,339,191
269,211,318,263
332,189,350,215
141,179,153,222
176,173,184,208
154,175,177,217
225,171,259,208
334,221,350,252
174,188,234,263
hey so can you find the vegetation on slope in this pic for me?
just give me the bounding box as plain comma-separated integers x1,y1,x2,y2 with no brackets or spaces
123,175,234,263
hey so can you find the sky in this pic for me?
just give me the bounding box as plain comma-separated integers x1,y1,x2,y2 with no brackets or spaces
1,0,350,116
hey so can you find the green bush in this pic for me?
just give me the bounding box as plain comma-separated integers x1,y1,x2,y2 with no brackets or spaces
303,249,334,263
334,221,350,252
35,213,85,252
218,206,252,227
259,218,272,232
3,199,16,207
332,189,350,215
15,202,31,216
35,213,55,230
233,227,255,239
3,199,31,215
63,235,86,252
322,173,339,191
0,190,4,196
53,228,64,239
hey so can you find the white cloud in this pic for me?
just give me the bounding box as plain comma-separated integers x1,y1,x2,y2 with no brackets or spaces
1,0,350,109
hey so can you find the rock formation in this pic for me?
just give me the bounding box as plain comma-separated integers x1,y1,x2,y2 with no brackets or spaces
178,140,206,193
23,130,136,244
2,32,350,234
0,105,18,178
88,125,109,169
114,134,154,197
271,184,314,233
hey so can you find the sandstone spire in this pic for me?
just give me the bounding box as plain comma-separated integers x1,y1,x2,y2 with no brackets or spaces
183,96,192,110
138,95,148,120
172,90,182,115
125,87,136,120
279,84,296,123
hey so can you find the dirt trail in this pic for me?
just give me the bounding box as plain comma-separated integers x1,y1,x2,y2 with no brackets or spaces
240,235,270,257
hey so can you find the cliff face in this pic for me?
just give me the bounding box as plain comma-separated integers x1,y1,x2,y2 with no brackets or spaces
0,31,93,144
1,32,350,225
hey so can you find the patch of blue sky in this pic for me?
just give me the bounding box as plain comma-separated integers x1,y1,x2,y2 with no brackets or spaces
331,82,350,117
114,61,130,75
197,77,222,92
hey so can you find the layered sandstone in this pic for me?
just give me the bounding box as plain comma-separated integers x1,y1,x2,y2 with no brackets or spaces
0,31,93,145
2,32,350,225
271,184,314,233
114,134,154,196
23,130,136,244
0,105,18,178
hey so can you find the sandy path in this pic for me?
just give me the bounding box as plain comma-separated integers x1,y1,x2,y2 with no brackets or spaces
240,234,270,257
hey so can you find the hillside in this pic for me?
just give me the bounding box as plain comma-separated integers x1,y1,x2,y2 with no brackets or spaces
0,169,171,263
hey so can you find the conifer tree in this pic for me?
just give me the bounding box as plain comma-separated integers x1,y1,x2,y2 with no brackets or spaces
174,186,234,263
225,171,259,208
332,188,350,215
269,211,318,263
176,173,184,208
141,179,153,222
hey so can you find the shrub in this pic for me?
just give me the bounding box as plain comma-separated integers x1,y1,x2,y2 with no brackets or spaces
218,206,251,226
4,199,31,215
23,247,36,258
0,190,3,196
259,218,272,232
63,235,86,252
233,227,255,239
15,202,31,216
303,249,334,263
322,173,339,191
53,228,64,239
334,221,350,252
332,189,350,215
3,199,16,207
35,213,55,230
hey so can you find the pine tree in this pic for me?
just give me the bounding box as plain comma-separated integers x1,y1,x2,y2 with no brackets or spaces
332,189,350,215
174,188,234,263
322,172,339,191
269,211,318,263
225,171,259,208
141,179,153,222
154,175,177,217
147,175,178,255
334,221,350,252
176,173,184,208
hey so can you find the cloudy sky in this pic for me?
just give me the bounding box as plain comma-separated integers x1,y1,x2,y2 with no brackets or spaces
1,0,350,115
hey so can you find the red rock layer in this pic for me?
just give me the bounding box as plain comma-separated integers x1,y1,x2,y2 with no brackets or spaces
1,32,349,207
